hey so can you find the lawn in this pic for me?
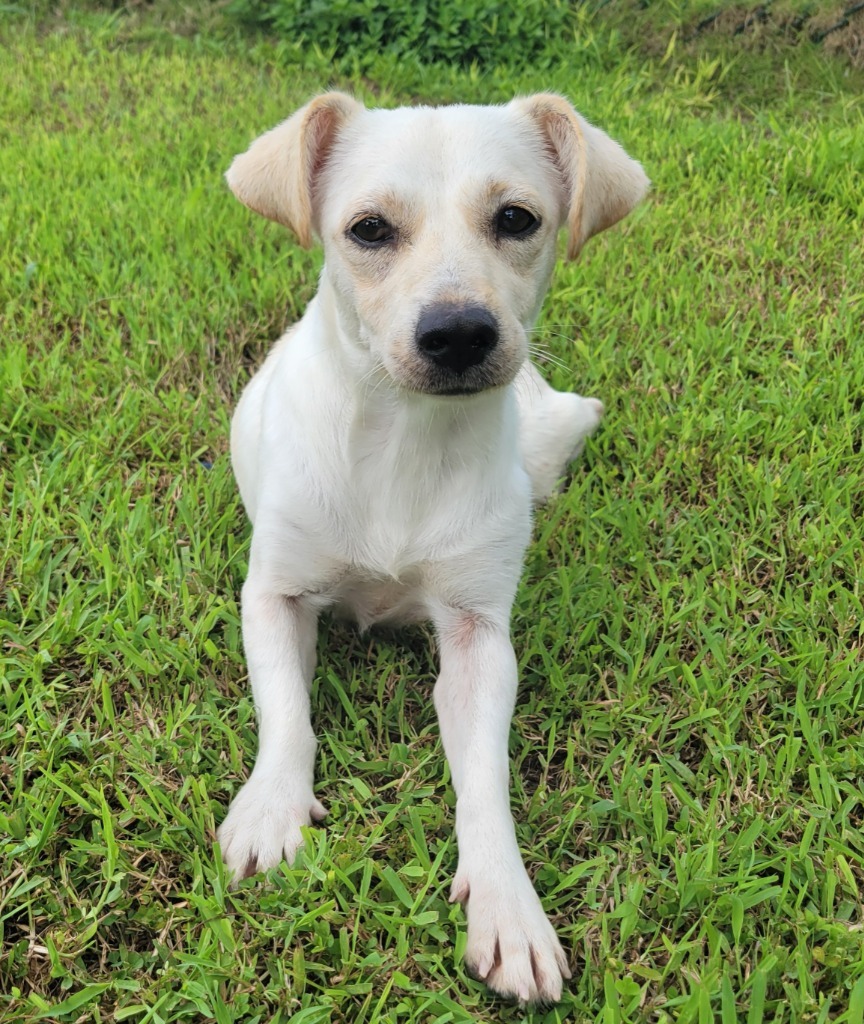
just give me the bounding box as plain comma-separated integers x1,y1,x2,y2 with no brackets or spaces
1,3,863,1022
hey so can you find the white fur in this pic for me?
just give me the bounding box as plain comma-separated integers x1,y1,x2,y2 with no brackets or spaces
217,93,647,1004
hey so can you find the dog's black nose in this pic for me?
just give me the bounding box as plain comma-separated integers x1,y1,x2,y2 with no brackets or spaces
415,304,499,374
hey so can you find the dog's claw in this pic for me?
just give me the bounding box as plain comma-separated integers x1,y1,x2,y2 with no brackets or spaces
450,877,470,904
476,955,493,979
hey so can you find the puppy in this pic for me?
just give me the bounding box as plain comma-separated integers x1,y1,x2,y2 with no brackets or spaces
218,93,647,1003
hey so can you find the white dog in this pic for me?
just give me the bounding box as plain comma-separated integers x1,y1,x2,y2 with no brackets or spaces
217,92,647,1003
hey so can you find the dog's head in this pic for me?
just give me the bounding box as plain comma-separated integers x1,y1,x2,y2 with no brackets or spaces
227,93,648,397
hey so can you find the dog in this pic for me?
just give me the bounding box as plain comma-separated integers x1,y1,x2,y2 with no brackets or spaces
217,92,648,1003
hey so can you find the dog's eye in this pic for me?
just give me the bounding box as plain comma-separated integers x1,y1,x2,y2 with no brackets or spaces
496,206,538,238
350,217,394,245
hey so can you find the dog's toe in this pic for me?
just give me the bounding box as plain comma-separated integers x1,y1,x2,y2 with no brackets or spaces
217,774,323,882
457,867,569,1004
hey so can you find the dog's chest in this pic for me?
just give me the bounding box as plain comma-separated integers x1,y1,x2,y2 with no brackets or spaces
325,473,475,577
251,364,530,605
331,412,506,564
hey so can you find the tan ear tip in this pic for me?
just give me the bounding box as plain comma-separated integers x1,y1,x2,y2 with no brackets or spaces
309,90,364,119
565,239,583,262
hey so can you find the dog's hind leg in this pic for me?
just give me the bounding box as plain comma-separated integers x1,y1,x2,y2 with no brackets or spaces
514,362,604,504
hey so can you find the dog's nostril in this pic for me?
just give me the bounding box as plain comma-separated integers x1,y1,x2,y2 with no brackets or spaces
469,324,496,350
415,304,499,374
418,332,450,357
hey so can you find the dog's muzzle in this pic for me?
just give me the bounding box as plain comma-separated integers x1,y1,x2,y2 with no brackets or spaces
411,301,505,393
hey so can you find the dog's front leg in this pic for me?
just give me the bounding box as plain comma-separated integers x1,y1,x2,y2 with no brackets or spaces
217,582,326,881
434,615,571,1003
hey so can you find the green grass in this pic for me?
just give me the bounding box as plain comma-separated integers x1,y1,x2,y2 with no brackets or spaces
2,5,864,1023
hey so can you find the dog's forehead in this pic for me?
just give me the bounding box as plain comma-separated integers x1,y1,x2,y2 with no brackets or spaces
326,103,549,200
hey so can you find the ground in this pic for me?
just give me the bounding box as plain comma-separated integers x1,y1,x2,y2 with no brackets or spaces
1,3,863,1022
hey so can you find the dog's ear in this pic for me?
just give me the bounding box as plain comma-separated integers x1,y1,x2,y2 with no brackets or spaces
513,93,649,260
226,92,363,247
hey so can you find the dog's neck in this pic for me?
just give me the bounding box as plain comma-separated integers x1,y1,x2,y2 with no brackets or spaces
308,270,520,469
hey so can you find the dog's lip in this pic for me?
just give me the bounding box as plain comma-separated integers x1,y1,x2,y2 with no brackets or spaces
388,359,517,398
407,380,504,397
435,385,495,396
397,370,510,398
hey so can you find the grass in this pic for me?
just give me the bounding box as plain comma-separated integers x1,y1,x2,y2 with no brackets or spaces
1,4,863,1022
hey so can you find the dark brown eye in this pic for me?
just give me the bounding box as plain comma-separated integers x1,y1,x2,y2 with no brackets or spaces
350,216,394,245
496,206,538,237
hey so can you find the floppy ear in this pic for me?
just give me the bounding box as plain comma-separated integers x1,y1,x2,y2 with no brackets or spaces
513,93,649,260
225,92,363,247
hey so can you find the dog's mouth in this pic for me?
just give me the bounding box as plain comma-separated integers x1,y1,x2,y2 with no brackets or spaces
395,358,519,398
435,385,497,397
402,371,508,398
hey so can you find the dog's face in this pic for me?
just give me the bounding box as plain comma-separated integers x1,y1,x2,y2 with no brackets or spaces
316,105,563,395
227,94,648,396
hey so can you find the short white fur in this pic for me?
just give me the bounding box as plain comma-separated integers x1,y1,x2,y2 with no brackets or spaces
218,92,648,1004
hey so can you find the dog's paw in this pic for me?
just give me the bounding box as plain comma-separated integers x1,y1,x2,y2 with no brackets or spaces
451,868,570,1004
566,394,604,461
521,391,604,503
217,775,326,882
